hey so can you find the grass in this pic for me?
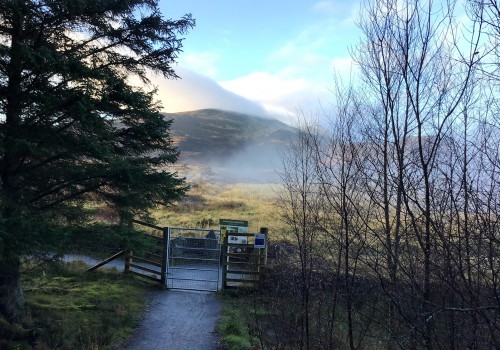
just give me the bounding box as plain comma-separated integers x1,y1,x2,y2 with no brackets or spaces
150,180,290,349
1,261,154,350
153,181,285,235
217,290,260,350
13,181,286,350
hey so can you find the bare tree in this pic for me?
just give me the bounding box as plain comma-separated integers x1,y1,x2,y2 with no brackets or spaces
313,84,375,350
268,0,498,349
352,0,489,348
277,116,325,350
467,0,500,82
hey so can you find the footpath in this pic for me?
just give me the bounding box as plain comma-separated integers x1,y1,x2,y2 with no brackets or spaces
125,290,221,350
62,255,221,350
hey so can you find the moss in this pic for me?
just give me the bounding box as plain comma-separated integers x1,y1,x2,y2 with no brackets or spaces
6,261,154,350
224,334,253,350
217,291,260,350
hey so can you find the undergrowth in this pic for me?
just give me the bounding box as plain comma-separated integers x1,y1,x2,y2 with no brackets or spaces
1,261,153,350
217,289,260,350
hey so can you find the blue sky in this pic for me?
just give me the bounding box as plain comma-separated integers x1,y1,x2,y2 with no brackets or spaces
155,0,361,123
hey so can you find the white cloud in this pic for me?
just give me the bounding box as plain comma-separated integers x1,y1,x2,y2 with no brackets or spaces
138,1,365,125
182,51,220,78
150,68,271,118
220,71,329,124
330,56,358,82
312,0,360,24
220,72,310,103
214,6,363,124
266,5,359,82
213,11,360,122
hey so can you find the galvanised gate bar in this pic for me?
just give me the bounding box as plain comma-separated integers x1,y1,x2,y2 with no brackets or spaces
166,227,222,292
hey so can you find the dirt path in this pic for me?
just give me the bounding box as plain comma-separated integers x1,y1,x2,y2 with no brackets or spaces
63,255,222,349
125,290,221,350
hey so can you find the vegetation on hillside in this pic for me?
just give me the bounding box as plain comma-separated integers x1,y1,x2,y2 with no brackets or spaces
167,109,296,161
166,109,295,183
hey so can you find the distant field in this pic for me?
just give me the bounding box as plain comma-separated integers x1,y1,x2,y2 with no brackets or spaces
152,179,286,237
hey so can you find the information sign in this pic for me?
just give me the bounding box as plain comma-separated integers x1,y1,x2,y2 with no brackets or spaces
254,233,266,248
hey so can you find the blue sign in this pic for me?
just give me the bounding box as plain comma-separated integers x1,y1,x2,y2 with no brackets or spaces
254,233,266,248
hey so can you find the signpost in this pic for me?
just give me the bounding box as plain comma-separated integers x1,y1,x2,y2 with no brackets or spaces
219,219,249,233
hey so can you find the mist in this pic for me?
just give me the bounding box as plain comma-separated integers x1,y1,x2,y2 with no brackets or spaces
153,68,273,119
208,142,286,184
176,139,289,185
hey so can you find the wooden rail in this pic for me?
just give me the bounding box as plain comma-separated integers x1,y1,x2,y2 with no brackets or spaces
221,229,268,289
121,220,168,287
123,226,168,287
86,250,127,272
130,255,162,267
132,219,163,231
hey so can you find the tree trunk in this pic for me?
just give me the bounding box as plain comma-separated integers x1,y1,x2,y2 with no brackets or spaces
0,255,24,321
0,1,25,322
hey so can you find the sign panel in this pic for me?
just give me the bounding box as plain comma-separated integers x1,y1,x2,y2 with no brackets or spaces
219,219,249,233
228,235,248,245
254,233,266,248
220,218,250,245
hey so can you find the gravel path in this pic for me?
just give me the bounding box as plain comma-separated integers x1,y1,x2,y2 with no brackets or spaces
125,290,221,350
63,254,222,350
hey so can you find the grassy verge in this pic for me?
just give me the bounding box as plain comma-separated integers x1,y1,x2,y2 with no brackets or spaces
217,290,260,350
1,261,154,350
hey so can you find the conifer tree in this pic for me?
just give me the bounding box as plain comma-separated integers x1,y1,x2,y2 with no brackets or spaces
0,0,193,319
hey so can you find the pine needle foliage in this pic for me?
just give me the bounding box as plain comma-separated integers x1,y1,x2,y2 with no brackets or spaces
0,0,193,319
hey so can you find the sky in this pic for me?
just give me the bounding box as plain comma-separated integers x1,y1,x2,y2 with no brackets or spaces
154,0,362,124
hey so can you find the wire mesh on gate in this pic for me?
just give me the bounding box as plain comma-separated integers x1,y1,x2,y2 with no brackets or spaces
166,227,221,291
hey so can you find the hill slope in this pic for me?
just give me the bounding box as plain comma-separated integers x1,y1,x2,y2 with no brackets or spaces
165,109,296,183
166,109,295,162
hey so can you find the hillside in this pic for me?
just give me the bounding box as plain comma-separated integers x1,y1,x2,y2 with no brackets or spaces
164,109,296,183
166,109,295,161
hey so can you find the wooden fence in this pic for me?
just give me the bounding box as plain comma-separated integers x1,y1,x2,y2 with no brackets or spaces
86,222,269,290
86,220,167,287
124,221,167,285
221,229,267,289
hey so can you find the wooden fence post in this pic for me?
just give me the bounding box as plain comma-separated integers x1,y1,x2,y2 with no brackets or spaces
222,234,228,289
260,227,268,267
161,227,168,289
124,250,132,273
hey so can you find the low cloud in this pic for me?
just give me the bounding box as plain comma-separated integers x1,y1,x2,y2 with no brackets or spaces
152,68,270,118
143,2,362,126
214,5,362,123
220,72,325,122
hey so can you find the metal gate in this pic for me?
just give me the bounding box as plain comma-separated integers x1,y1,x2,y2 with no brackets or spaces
166,227,221,291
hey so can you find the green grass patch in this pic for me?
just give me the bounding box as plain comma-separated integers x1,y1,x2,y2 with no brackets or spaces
1,261,154,350
217,290,260,350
